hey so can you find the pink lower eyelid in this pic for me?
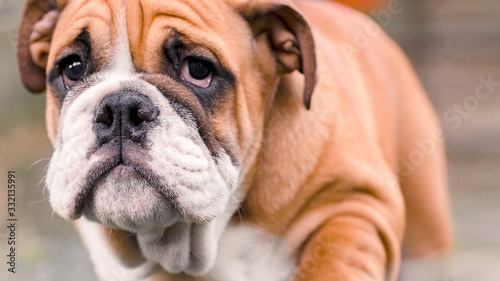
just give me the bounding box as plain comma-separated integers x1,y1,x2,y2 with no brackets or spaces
196,75,212,88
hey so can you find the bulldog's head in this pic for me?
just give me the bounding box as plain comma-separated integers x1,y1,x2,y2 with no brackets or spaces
17,0,315,275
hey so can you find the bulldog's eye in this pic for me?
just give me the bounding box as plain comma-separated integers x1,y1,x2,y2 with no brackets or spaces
61,55,85,88
181,58,213,88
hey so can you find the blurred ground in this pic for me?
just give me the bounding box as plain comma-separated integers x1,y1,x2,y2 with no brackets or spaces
0,0,499,280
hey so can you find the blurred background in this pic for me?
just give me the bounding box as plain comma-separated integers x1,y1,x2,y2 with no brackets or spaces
0,0,499,280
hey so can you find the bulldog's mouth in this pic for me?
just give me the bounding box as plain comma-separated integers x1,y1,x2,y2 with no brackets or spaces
71,142,181,232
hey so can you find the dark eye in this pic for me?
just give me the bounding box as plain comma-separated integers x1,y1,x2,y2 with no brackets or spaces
188,59,211,79
61,55,85,88
181,58,213,88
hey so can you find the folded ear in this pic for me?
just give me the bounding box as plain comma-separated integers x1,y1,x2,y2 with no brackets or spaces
16,0,59,93
242,1,317,109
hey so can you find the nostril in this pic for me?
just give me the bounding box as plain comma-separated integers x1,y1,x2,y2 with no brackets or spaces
129,106,143,127
95,105,114,127
137,107,158,123
128,106,158,127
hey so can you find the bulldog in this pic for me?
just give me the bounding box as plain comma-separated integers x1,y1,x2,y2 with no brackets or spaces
16,0,452,280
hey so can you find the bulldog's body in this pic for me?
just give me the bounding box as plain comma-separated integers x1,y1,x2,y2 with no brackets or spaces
17,0,452,280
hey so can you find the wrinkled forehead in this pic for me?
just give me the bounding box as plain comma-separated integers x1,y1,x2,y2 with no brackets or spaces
50,0,250,73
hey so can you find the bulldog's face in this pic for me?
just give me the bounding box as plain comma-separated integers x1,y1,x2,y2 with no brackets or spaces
17,0,315,275
45,0,249,233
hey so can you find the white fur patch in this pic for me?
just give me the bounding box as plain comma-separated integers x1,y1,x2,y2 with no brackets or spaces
208,224,296,281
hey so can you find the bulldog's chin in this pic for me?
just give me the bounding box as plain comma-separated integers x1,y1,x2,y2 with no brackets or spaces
82,165,180,233
80,165,232,276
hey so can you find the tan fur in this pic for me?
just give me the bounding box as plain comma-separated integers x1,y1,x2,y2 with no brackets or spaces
17,0,452,280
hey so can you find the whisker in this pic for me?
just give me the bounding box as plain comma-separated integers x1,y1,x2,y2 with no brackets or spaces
152,228,166,246
109,231,136,249
38,175,47,188
228,194,245,225
193,119,216,141
189,247,205,264
117,232,135,243
42,183,49,198
28,158,51,171
44,162,51,172
27,197,50,206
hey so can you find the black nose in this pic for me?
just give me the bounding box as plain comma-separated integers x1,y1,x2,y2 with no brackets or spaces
93,92,158,145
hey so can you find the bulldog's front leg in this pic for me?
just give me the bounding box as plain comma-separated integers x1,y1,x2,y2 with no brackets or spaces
293,216,392,281
287,179,405,281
